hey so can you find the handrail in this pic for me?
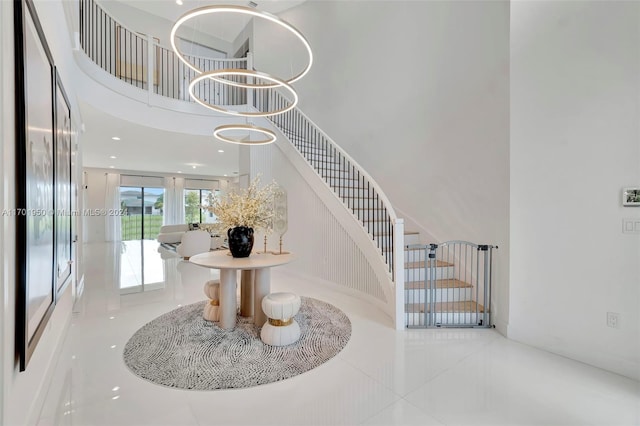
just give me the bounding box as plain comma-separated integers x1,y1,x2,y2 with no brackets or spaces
269,95,399,224
155,41,247,63
79,0,248,104
255,89,402,278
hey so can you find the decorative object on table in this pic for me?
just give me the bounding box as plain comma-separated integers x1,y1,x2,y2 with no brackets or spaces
623,188,640,206
202,280,220,322
271,185,289,255
203,176,277,258
227,226,254,257
260,293,301,346
123,297,351,390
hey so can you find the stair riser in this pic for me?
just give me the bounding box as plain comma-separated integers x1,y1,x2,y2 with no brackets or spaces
376,232,420,245
405,312,487,327
404,249,433,261
404,234,420,245
404,266,455,281
380,235,422,251
404,288,473,304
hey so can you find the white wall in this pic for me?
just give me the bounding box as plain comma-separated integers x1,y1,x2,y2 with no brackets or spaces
83,169,108,242
510,1,640,380
253,1,511,332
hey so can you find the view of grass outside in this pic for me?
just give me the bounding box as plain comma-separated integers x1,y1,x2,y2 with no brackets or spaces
120,186,164,241
121,215,163,241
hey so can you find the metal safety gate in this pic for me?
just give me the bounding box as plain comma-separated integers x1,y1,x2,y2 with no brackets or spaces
405,241,495,328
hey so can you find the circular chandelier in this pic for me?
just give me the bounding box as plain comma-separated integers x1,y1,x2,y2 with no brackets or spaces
171,4,314,145
213,124,276,145
188,69,298,117
170,5,312,88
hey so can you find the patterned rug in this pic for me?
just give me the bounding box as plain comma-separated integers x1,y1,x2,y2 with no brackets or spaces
123,297,351,390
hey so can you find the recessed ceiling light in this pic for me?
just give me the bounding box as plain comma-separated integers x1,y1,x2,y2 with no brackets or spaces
192,165,196,169
223,174,227,177
218,149,224,153
177,171,182,174
111,136,120,141
112,386,120,392
176,0,183,4
109,166,115,169
109,155,116,159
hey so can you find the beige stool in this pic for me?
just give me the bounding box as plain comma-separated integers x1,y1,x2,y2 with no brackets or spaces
203,279,220,322
260,292,301,346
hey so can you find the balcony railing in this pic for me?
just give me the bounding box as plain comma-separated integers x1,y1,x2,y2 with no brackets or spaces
79,0,248,104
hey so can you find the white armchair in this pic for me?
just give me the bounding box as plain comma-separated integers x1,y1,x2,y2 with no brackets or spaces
176,230,211,259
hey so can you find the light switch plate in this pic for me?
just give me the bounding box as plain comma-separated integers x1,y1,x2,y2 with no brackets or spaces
622,218,640,234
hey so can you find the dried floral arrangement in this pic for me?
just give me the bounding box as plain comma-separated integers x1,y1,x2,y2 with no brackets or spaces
202,177,277,234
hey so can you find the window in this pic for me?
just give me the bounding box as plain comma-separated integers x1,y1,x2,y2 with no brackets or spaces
184,188,219,224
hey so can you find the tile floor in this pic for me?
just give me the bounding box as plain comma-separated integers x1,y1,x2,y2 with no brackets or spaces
37,242,640,426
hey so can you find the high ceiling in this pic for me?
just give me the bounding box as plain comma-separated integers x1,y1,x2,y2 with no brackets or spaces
80,100,240,177
112,0,306,42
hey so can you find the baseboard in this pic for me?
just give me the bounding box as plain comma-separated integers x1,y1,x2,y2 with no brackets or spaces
508,325,640,381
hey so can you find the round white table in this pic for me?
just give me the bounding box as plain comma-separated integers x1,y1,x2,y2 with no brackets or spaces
189,251,294,330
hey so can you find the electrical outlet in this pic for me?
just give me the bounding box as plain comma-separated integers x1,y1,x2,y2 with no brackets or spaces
607,312,620,329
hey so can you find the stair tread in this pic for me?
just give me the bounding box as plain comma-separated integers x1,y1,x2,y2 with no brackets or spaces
405,260,454,268
405,301,487,313
405,279,472,289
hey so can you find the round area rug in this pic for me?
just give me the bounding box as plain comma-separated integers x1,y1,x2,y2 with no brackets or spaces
123,297,351,390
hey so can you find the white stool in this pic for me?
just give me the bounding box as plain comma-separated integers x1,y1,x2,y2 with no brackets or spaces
260,292,301,346
203,279,220,322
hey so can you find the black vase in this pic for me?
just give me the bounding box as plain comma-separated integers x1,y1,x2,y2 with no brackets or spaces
227,226,254,258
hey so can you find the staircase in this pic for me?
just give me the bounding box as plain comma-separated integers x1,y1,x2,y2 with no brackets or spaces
265,112,399,277
257,92,492,329
404,240,492,328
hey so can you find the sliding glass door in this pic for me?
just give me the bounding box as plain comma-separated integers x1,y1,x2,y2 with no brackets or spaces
120,186,164,240
119,186,164,293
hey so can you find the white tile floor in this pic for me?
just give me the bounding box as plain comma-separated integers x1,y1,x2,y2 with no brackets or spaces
39,242,640,426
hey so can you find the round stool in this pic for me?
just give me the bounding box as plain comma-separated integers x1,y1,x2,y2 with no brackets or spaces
203,279,220,322
260,292,301,346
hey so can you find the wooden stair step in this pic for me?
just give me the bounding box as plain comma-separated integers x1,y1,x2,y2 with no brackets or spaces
405,260,454,268
405,279,472,290
406,301,487,313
